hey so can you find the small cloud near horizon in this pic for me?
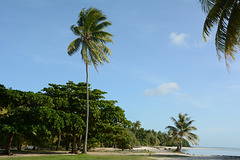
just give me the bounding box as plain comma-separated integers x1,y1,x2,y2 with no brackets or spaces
144,82,180,96
170,32,189,47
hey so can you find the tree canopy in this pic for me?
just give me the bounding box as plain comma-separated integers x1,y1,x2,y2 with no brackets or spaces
0,83,196,155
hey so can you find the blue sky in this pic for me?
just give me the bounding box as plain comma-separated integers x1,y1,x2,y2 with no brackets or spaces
1,0,240,148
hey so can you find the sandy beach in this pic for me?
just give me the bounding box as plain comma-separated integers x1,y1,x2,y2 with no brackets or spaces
88,147,240,160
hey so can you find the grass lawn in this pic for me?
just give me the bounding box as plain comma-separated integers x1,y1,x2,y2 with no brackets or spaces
0,154,151,160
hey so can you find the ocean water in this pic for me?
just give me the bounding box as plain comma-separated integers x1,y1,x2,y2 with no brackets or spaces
183,147,240,156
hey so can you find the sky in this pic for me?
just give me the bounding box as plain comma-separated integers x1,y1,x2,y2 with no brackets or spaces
1,0,240,148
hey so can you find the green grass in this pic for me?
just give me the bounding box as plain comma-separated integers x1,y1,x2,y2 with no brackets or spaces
0,154,151,160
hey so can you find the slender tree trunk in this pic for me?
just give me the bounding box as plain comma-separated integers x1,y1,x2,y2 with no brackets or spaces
32,136,36,150
4,133,14,155
17,137,21,151
78,135,82,151
72,130,77,154
56,132,61,151
51,135,54,150
83,63,89,154
66,139,69,151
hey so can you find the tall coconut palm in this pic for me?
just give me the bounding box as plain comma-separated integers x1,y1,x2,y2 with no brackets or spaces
165,113,199,152
199,0,240,70
67,7,113,154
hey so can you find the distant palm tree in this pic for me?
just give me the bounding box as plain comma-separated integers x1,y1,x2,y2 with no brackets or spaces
165,113,199,152
199,0,240,70
132,120,141,134
68,7,113,154
135,120,141,130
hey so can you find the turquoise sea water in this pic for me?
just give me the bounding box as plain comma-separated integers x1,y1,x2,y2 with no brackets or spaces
183,147,240,156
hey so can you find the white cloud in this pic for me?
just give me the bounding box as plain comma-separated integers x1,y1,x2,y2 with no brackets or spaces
170,32,189,46
144,82,180,96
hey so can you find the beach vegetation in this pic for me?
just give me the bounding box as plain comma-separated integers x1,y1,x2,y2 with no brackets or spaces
0,83,193,155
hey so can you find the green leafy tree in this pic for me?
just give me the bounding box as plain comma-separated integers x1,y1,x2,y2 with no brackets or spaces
199,0,240,69
42,81,112,153
0,89,28,155
95,100,130,148
42,81,88,153
67,7,113,154
0,88,54,155
0,85,8,116
117,129,140,150
165,113,199,152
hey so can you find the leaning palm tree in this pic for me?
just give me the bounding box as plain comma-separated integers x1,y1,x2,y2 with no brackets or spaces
67,7,113,154
199,0,240,70
165,113,199,152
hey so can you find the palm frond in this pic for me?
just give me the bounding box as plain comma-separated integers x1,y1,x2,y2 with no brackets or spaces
97,42,113,56
223,1,240,65
91,16,108,30
185,132,199,145
215,0,233,56
199,0,217,13
71,25,84,37
67,38,81,56
85,8,103,32
202,0,228,42
86,40,103,66
80,44,89,63
92,36,113,44
91,41,110,63
92,31,113,40
77,8,86,26
200,0,240,70
92,21,112,32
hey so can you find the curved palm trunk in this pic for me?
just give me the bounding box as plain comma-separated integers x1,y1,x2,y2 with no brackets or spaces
176,137,183,152
83,63,89,154
180,137,183,152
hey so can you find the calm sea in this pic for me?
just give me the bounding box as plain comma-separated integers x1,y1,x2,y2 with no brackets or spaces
183,147,240,156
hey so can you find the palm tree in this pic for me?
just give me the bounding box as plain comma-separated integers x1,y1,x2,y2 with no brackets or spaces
132,120,141,134
135,120,141,130
165,113,199,152
199,0,240,70
67,7,113,154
